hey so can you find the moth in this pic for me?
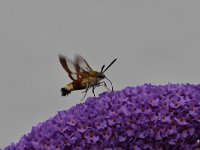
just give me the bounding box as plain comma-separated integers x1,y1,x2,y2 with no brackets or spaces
59,54,117,100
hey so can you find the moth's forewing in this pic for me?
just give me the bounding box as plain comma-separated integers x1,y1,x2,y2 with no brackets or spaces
59,54,94,82
75,55,93,72
59,54,78,81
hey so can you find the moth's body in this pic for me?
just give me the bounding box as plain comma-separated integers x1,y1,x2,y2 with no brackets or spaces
59,54,116,99
64,71,105,93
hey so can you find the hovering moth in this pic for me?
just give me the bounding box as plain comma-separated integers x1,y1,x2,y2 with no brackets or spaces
59,54,117,100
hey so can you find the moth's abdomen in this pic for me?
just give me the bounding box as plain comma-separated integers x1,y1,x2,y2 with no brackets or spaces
61,83,74,96
61,88,71,96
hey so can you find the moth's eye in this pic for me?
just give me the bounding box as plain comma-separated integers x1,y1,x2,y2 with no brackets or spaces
99,74,105,78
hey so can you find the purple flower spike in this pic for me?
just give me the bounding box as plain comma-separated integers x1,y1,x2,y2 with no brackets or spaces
4,84,200,149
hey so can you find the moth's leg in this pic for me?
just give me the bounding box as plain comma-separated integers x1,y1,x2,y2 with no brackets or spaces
98,81,111,92
82,83,94,94
92,85,96,97
91,79,101,97
82,86,91,93
81,84,90,102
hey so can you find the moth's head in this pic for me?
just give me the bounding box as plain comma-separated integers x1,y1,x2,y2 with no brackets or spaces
91,71,105,79
98,73,106,79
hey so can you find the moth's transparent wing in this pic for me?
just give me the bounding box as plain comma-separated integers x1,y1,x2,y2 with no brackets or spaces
59,54,78,81
75,55,93,73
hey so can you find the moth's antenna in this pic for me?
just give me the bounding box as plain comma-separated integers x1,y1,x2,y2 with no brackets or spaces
101,65,105,73
103,58,117,73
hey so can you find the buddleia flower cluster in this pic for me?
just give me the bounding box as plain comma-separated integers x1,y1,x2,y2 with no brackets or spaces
5,84,200,149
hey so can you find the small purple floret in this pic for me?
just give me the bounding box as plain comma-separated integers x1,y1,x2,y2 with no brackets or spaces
4,84,200,149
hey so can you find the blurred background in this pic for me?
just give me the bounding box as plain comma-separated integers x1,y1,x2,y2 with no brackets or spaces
0,0,200,148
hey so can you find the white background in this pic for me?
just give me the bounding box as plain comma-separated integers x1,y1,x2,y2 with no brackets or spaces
1,0,200,148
